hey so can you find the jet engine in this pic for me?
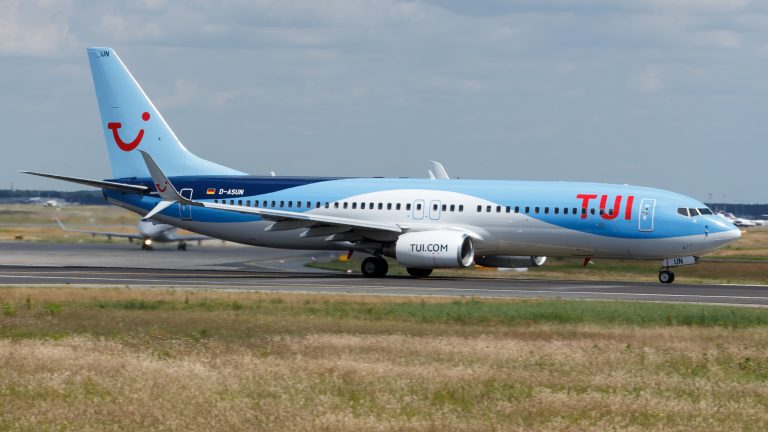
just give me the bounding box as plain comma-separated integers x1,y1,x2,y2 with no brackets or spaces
394,231,474,268
474,255,547,268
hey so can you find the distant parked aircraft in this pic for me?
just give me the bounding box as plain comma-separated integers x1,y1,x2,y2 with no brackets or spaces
717,211,764,227
56,218,208,250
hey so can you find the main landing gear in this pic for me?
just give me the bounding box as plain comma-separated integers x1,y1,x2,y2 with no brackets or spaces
361,256,389,278
177,241,188,251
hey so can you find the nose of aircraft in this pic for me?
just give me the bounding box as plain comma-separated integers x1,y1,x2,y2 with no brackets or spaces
725,224,742,242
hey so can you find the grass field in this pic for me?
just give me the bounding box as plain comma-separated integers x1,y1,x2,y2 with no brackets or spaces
2,287,768,431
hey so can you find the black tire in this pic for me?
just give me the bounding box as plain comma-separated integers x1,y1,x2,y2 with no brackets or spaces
361,257,388,278
177,242,187,251
659,271,674,284
407,267,433,278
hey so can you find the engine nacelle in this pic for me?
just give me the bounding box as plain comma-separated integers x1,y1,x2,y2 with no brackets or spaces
394,231,474,268
474,255,547,268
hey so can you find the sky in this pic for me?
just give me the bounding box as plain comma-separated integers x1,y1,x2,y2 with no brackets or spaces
2,0,766,203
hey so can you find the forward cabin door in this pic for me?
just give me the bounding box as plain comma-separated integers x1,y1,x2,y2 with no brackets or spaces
638,198,656,232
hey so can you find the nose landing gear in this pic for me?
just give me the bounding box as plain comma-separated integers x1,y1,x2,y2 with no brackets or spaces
658,270,675,284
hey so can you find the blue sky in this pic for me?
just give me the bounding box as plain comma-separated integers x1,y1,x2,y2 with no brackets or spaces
2,0,766,202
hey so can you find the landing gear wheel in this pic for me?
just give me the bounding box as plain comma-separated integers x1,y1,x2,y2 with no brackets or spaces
406,267,433,278
361,257,388,278
659,270,675,284
177,241,187,251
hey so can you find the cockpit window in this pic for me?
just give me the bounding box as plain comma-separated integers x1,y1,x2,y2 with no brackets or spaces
677,208,689,217
698,208,714,215
689,208,701,216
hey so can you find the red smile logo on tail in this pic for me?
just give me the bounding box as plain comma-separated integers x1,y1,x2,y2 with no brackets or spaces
108,112,150,152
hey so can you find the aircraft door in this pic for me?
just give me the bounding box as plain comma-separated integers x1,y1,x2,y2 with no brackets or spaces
413,199,425,220
429,200,441,220
179,188,193,220
638,198,656,232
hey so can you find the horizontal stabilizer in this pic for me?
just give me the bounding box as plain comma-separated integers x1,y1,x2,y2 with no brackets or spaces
21,171,148,193
143,200,175,221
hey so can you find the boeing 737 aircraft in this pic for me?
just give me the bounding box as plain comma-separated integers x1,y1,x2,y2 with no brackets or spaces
56,218,208,250
24,47,742,283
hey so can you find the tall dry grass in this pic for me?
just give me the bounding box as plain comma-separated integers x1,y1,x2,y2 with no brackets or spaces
1,287,768,431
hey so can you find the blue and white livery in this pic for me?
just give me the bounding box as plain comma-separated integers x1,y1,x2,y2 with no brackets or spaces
24,48,741,283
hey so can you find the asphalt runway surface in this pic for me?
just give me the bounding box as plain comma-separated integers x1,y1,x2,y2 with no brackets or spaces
1,242,767,305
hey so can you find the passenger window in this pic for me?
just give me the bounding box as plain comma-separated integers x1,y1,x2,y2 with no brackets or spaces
214,199,218,203
343,202,348,209
450,204,455,212
307,201,312,208
554,207,559,215
434,204,439,211
397,203,402,210
296,201,301,208
525,206,530,214
387,203,392,210
369,203,374,209
544,207,549,214
608,209,613,216
573,208,577,215
378,203,383,210
581,208,587,215
477,205,482,212
535,207,540,214
246,200,250,207
590,208,595,215
677,208,689,217
563,207,568,215
599,209,604,216
270,201,275,207
262,201,267,207
459,205,464,212
514,206,519,213
333,202,338,208
406,203,411,211
230,199,235,205
416,203,422,211
288,201,293,208
486,205,492,212
441,204,447,211
496,206,501,213
505,206,511,213
352,203,357,209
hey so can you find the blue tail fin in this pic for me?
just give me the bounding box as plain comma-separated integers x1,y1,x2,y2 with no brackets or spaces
87,47,244,179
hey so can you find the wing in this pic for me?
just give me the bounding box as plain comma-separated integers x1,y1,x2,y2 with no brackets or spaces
167,233,211,242
139,150,403,240
56,218,144,240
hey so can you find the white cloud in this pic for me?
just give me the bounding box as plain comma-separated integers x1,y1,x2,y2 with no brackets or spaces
632,66,665,93
0,0,76,57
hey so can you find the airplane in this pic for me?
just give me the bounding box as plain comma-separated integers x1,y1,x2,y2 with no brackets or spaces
22,47,742,283
716,211,763,227
55,217,208,250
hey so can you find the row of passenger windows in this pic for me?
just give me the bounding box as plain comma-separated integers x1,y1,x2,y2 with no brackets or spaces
677,207,714,217
477,204,613,217
211,198,614,217
212,199,466,212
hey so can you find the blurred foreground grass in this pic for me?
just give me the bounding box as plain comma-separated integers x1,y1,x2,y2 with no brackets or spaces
1,287,768,431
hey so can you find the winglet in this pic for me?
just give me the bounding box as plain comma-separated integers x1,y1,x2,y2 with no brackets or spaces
429,160,449,180
139,150,196,221
139,150,188,203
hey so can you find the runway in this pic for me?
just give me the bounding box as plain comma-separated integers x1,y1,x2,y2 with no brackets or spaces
1,242,767,305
